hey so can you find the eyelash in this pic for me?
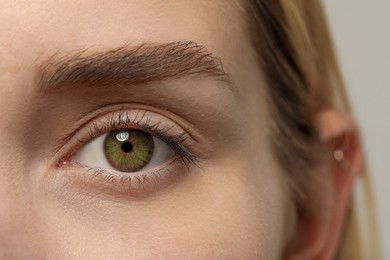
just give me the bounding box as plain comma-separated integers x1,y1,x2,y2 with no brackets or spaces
57,109,201,194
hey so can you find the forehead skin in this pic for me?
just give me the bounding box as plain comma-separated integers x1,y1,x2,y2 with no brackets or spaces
0,1,292,259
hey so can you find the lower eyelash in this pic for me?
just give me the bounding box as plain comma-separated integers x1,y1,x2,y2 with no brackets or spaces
63,156,189,196
87,157,178,184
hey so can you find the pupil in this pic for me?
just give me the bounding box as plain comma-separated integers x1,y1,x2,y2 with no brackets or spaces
121,142,133,153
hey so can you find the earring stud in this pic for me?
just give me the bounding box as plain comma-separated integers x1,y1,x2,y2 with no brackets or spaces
333,149,345,162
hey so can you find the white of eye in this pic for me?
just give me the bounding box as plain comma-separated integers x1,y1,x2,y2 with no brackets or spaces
75,132,176,173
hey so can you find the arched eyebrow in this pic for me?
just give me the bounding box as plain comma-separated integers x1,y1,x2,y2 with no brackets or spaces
36,41,233,92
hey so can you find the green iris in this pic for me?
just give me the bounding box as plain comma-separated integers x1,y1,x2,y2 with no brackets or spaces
104,129,154,172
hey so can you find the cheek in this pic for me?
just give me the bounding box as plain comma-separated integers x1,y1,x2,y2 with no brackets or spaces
49,157,288,259
149,159,289,259
0,153,289,259
196,154,291,259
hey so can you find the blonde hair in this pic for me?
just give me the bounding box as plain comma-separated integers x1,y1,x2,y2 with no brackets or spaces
243,0,382,258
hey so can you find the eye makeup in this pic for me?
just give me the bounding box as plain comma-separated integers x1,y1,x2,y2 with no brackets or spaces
52,106,203,196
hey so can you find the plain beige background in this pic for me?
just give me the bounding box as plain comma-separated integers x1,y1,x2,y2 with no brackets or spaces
323,0,390,257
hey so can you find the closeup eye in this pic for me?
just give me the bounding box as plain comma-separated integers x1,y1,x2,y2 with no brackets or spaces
76,129,175,173
56,108,201,194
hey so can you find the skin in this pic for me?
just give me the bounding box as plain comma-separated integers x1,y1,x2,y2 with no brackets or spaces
0,0,360,259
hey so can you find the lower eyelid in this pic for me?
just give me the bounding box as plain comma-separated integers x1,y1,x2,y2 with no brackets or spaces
57,156,189,198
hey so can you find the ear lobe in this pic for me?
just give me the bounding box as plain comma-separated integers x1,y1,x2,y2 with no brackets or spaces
284,109,362,259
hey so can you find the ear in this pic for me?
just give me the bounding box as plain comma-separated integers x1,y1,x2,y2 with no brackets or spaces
284,109,362,260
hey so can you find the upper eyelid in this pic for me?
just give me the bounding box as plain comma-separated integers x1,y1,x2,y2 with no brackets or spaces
51,107,199,167
83,111,189,142
58,102,204,148
52,103,203,155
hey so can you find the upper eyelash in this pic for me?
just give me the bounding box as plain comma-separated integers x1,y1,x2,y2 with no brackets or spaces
75,110,201,169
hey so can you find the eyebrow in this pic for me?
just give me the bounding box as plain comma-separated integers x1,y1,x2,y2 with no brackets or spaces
36,41,232,92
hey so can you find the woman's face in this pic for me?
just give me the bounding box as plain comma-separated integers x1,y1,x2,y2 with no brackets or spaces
0,1,294,258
